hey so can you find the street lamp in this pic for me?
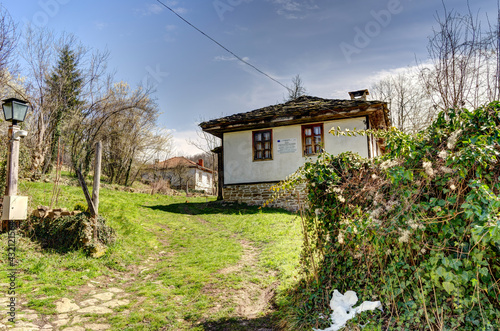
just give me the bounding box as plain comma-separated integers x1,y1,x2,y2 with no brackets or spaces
2,98,29,125
1,98,29,232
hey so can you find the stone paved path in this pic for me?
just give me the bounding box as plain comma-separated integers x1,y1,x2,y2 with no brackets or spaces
0,282,131,330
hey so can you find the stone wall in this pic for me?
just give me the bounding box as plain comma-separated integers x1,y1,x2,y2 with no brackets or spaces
223,182,307,211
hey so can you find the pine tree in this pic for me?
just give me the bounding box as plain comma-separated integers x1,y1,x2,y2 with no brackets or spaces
43,44,83,174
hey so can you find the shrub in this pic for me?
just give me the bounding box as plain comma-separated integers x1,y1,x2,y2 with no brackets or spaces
73,202,88,212
276,102,500,330
150,179,172,195
21,212,116,255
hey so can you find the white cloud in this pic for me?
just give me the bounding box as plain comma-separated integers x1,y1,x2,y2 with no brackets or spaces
146,4,164,15
94,22,107,30
163,25,178,42
173,6,187,14
269,0,319,19
165,24,176,32
140,2,187,16
169,129,206,157
214,55,250,62
166,1,188,14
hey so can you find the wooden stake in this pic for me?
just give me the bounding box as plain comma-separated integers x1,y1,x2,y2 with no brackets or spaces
92,141,102,217
76,168,96,217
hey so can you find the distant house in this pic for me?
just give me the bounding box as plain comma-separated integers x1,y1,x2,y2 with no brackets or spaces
200,91,390,210
142,157,215,194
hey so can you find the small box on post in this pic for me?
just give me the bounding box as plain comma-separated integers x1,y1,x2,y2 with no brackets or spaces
1,196,29,220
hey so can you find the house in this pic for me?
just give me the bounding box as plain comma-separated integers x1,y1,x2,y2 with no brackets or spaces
200,91,390,210
142,157,215,194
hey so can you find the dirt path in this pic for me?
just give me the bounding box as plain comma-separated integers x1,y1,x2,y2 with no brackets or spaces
218,240,277,319
182,205,280,329
200,237,279,330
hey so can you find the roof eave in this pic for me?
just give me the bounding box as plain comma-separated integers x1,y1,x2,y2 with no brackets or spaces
201,104,387,137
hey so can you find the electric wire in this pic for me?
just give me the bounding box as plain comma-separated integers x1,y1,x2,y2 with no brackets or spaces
155,0,292,93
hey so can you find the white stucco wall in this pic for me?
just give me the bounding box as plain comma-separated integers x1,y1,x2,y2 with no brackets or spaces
223,117,369,184
194,169,213,192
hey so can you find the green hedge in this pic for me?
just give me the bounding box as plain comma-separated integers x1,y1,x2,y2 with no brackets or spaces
278,102,500,330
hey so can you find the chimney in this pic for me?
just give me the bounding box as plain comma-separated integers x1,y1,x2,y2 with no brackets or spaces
348,89,369,100
198,159,204,167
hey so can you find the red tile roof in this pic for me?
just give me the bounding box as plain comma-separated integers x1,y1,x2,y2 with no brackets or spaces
154,157,214,173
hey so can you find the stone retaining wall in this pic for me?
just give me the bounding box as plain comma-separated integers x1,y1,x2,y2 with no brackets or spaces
33,206,82,219
223,182,307,211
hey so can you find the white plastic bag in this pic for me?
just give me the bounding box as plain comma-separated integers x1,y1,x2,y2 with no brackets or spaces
313,290,383,331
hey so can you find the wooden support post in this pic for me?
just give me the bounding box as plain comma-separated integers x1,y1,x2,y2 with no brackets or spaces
92,141,102,217
76,168,96,217
217,147,223,201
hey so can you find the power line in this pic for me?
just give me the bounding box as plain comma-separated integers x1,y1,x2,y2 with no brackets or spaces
155,0,292,93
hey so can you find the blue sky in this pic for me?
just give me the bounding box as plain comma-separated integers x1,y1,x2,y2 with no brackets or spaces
2,0,497,155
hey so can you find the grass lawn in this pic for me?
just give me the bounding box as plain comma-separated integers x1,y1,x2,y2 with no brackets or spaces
0,178,302,330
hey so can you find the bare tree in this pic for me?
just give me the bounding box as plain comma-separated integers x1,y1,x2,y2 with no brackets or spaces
372,4,499,134
0,5,17,85
420,4,499,110
371,67,436,132
70,81,164,183
286,74,307,101
166,163,192,190
19,26,57,174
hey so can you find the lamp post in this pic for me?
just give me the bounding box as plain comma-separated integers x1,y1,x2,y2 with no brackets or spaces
1,98,29,232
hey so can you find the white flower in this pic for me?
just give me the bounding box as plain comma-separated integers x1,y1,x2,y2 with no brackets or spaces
338,232,345,244
371,174,379,180
385,200,397,212
420,248,426,254
440,166,453,174
447,129,463,150
408,219,425,230
438,150,448,159
398,229,411,243
326,186,342,194
338,195,346,203
450,184,456,191
380,159,399,170
423,161,434,177
370,207,383,219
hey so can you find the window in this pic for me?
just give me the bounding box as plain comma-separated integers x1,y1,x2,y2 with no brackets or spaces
302,123,324,156
253,129,272,161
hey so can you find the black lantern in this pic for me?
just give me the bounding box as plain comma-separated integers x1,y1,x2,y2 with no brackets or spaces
2,98,29,125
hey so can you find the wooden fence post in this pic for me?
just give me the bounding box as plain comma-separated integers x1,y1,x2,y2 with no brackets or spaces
92,141,102,217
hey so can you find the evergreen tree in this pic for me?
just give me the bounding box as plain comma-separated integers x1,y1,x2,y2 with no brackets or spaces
43,44,83,174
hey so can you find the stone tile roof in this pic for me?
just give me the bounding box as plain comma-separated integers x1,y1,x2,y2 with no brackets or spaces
200,95,389,136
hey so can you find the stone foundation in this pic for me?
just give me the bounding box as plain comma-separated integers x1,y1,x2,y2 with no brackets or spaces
223,182,306,211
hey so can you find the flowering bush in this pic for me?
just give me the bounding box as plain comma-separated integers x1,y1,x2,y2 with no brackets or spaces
278,102,500,330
